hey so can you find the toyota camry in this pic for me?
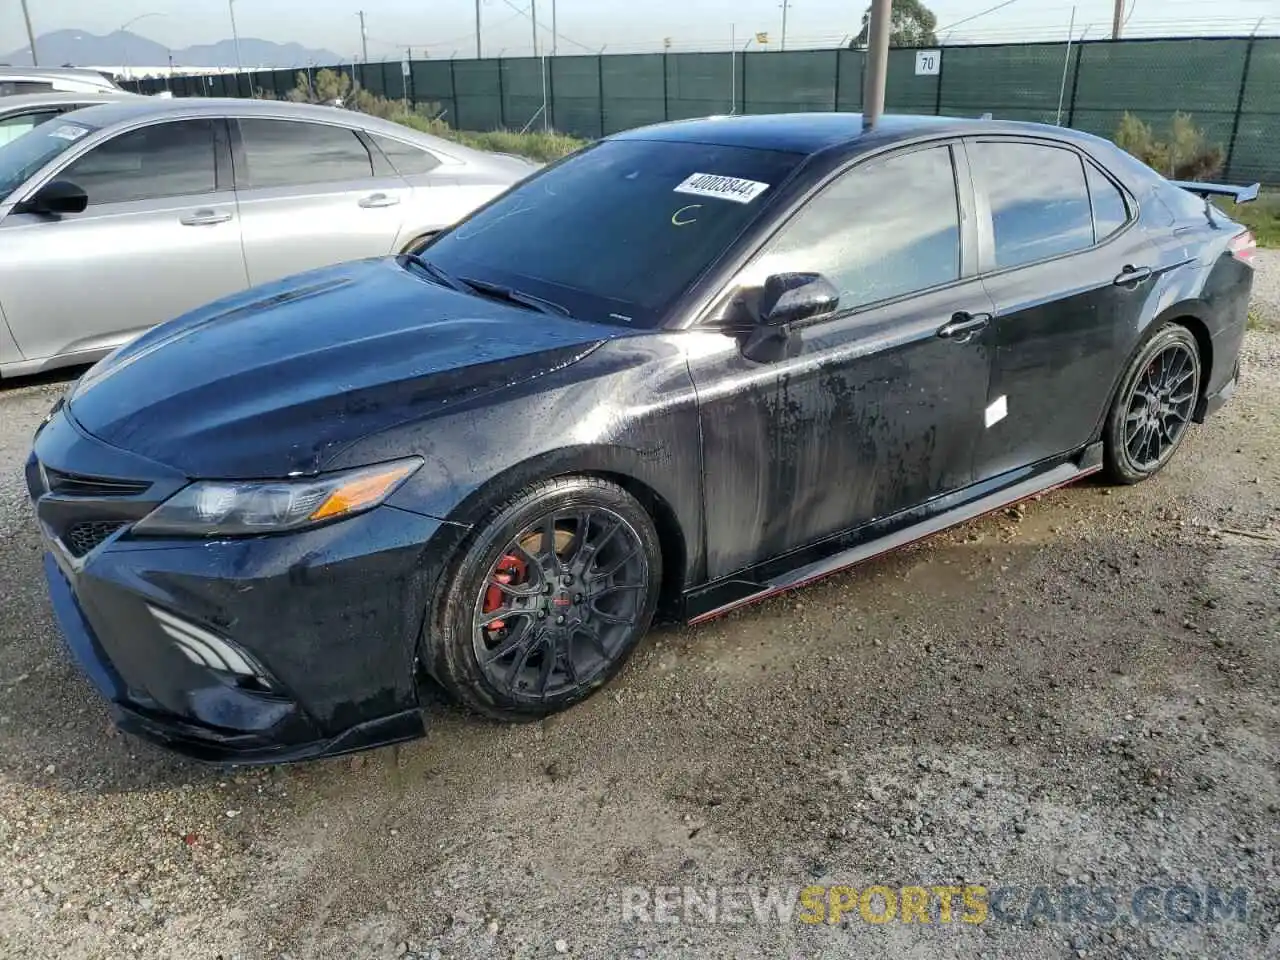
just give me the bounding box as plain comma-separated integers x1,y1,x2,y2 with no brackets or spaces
27,113,1257,763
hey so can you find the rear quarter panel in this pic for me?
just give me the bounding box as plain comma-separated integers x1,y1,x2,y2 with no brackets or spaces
1139,210,1252,400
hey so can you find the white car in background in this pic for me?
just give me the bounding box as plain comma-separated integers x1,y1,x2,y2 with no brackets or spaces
0,91,138,146
0,67,124,96
0,97,538,378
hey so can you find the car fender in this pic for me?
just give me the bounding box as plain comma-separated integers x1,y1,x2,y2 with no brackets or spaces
350,335,708,589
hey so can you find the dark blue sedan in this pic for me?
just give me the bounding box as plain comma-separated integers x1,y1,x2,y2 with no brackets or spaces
28,113,1257,763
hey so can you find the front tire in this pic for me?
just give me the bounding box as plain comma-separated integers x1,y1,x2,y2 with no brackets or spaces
422,476,662,721
1103,324,1201,484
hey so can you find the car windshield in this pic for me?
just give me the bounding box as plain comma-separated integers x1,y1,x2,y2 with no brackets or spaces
419,138,804,328
0,119,94,200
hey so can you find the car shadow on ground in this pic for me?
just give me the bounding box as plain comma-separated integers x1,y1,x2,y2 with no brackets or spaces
0,587,484,797
0,467,1206,801
0,365,87,393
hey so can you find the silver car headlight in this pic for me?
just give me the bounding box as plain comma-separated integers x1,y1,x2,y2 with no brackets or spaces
133,458,421,537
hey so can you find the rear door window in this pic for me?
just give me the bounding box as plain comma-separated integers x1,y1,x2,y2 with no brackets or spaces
238,119,374,189
370,133,440,176
970,141,1094,269
59,119,217,205
1086,162,1130,241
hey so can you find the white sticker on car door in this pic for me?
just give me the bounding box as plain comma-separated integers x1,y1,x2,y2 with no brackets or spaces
985,395,1008,428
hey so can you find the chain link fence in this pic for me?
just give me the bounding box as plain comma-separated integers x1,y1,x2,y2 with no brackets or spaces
128,36,1280,184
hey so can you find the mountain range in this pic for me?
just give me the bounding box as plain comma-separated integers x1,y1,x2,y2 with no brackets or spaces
3,30,343,70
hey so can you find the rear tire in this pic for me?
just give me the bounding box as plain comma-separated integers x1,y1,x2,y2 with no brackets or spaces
422,476,662,721
1103,324,1201,485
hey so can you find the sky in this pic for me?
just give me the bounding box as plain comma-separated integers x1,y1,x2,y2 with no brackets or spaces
5,0,1276,61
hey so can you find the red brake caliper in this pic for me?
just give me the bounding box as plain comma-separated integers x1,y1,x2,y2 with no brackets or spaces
483,553,528,633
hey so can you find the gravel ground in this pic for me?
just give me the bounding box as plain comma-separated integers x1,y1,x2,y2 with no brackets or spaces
1251,250,1280,332
1,277,1277,959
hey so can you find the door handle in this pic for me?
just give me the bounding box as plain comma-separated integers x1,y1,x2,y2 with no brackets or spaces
1114,265,1153,286
937,312,992,342
358,193,401,209
179,209,232,226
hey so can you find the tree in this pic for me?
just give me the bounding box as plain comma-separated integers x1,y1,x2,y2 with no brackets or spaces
852,0,938,48
286,67,351,105
1114,112,1224,181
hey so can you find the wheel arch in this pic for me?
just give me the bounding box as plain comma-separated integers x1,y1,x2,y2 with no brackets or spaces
432,444,696,622
1094,301,1215,441
1150,306,1214,421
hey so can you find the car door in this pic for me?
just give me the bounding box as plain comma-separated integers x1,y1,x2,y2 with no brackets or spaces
363,131,456,247
967,138,1158,480
686,142,996,580
232,117,410,286
0,117,247,363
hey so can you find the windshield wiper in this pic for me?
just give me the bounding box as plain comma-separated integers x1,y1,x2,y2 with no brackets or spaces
459,276,570,317
402,253,469,293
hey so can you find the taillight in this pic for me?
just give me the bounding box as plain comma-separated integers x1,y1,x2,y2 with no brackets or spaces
1229,230,1258,269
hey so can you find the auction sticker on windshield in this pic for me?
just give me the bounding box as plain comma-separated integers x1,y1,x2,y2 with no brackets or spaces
48,124,89,142
674,172,771,204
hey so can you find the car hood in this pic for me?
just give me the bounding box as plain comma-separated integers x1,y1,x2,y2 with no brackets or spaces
68,258,616,479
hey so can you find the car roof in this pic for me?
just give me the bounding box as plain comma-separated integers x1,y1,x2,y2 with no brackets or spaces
63,97,432,137
56,96,517,166
0,91,138,113
610,112,1113,157
0,67,121,88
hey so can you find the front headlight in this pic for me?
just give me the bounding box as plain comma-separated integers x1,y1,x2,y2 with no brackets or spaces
133,458,421,537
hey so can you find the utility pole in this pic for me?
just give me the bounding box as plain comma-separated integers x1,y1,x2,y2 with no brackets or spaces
1055,6,1077,125
781,0,790,52
475,0,482,58
228,0,243,72
552,0,557,56
1111,0,1124,39
530,0,539,56
359,11,369,64
864,0,891,128
730,23,736,114
21,0,39,65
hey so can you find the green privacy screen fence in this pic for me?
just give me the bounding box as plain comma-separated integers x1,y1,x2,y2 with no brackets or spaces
129,36,1280,185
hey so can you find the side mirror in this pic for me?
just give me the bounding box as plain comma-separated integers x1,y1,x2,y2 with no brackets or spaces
758,272,840,326
23,179,88,216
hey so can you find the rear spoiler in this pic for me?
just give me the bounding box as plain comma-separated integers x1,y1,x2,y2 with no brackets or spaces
1169,180,1260,205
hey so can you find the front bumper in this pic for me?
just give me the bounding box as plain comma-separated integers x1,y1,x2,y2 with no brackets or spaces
44,554,426,763
30,410,447,764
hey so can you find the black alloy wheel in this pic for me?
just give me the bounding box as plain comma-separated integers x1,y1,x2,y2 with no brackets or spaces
474,507,650,701
424,476,662,720
1104,324,1201,484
